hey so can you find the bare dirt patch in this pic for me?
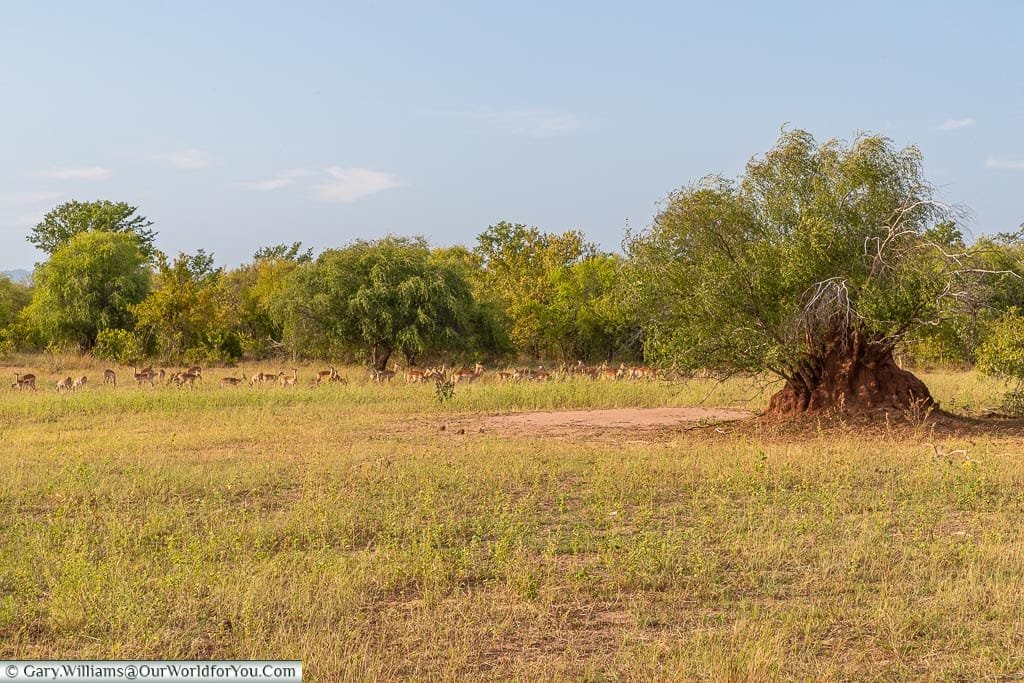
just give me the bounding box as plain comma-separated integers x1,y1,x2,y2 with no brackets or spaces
470,406,751,439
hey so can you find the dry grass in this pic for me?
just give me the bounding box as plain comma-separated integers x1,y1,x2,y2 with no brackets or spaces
2,359,1024,680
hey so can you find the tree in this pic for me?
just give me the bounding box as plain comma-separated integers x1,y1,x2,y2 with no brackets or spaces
474,221,596,358
29,200,157,258
0,275,31,330
22,231,150,350
133,251,240,362
277,236,479,369
629,129,991,415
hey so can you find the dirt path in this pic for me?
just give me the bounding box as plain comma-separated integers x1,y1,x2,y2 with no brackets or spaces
460,406,752,440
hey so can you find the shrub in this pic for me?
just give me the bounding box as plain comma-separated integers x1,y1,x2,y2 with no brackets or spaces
94,329,144,365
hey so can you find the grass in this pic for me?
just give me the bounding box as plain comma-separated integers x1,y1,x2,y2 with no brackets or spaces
2,360,1024,680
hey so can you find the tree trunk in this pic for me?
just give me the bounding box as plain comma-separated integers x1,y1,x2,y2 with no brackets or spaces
768,334,934,417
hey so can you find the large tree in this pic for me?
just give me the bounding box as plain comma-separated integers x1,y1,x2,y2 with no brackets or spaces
629,129,989,415
277,236,479,369
132,250,240,362
22,231,150,350
29,200,157,258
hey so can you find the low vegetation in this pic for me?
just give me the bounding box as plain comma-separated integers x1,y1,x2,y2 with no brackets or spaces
2,361,1023,679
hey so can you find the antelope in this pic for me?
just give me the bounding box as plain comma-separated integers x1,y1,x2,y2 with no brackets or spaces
72,376,88,391
249,372,265,387
532,366,551,382
279,368,299,387
174,371,200,387
315,366,337,385
405,367,428,384
12,373,36,390
371,364,397,383
630,365,656,380
158,368,166,384
103,369,116,387
220,374,246,387
497,370,514,381
56,376,74,392
598,362,619,380
134,369,156,386
451,364,479,383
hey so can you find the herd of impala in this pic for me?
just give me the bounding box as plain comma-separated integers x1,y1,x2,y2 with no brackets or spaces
8,360,665,393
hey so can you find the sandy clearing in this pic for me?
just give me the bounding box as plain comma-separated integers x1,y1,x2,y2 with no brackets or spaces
481,406,751,430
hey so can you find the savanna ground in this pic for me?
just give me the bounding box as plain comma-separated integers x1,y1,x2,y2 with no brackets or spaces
2,357,1024,681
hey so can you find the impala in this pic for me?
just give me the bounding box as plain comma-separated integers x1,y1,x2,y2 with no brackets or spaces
56,376,74,392
12,373,37,390
280,368,299,387
134,369,156,386
220,374,246,387
103,369,116,387
72,376,88,391
315,366,337,385
405,367,428,383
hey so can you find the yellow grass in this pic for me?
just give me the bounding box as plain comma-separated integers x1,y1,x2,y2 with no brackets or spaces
1,359,1023,680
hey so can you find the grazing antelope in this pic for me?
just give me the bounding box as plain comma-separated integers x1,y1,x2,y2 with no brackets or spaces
424,365,447,382
629,365,656,380
450,364,478,383
532,366,551,382
56,376,74,392
176,370,201,387
279,368,299,387
12,373,37,390
371,364,397,383
220,374,246,387
405,367,428,383
72,376,87,391
315,366,337,385
497,370,514,381
134,369,156,386
103,369,116,387
598,362,620,380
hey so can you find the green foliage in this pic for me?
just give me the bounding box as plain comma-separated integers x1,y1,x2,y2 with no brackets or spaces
0,274,31,329
28,200,157,258
93,328,144,365
21,231,150,350
253,242,313,263
475,221,636,360
277,236,483,369
628,129,977,378
976,310,1024,381
133,251,239,362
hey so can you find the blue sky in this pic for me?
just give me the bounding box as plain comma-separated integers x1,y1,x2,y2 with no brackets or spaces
1,0,1021,270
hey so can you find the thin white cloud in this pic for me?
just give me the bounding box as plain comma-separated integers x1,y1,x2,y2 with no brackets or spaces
153,149,213,169
38,166,111,180
0,191,63,206
935,118,976,131
985,157,1024,170
312,167,403,203
432,107,582,137
233,177,296,192
232,168,313,192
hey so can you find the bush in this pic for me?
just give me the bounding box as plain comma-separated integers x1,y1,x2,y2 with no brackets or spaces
976,310,1024,416
94,329,144,365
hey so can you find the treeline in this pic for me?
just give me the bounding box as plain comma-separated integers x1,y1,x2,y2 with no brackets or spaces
2,196,1024,376
0,201,642,369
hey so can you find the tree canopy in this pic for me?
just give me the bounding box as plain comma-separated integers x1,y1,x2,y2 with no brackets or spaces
629,129,988,413
28,200,157,258
21,231,150,350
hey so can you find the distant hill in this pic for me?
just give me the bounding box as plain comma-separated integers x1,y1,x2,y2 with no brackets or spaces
2,269,30,284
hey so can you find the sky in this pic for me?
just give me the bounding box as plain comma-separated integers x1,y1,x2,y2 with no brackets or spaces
1,0,1022,271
